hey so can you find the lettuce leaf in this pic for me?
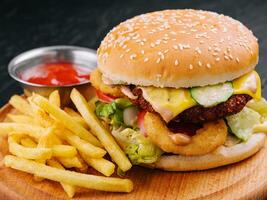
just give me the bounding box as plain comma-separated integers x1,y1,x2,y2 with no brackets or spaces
226,107,261,141
95,98,134,128
112,128,163,165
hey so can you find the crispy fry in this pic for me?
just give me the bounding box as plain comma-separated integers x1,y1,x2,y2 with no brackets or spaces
20,137,37,148
28,96,54,128
47,159,76,198
4,155,133,193
0,123,44,138
75,154,88,173
31,94,101,147
64,108,89,128
57,156,83,168
80,152,115,176
56,128,106,158
9,95,33,116
52,145,77,158
7,114,37,125
49,90,61,107
70,89,132,172
8,135,52,160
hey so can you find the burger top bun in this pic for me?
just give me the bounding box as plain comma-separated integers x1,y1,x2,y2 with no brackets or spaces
97,9,259,88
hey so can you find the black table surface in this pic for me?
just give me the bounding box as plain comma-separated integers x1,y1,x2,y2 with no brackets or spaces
0,0,266,106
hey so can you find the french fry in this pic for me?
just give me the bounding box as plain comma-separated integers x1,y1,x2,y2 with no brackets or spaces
70,89,132,172
7,114,37,125
49,90,61,107
4,155,134,193
63,108,89,128
35,127,55,181
31,94,101,147
75,154,88,173
80,152,115,176
56,128,106,158
52,145,77,158
8,135,52,160
57,156,83,168
20,137,37,148
47,159,76,198
64,107,81,117
0,123,44,138
28,96,54,128
9,95,33,116
253,124,267,133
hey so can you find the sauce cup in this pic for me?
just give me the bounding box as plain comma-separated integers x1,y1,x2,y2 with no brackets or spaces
8,46,97,106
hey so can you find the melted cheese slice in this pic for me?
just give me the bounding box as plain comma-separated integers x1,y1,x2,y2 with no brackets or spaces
140,87,196,122
140,70,261,122
233,71,261,99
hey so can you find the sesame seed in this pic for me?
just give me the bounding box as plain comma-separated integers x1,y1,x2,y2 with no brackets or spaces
224,55,229,60
175,59,179,66
156,58,161,63
189,64,193,70
215,57,220,62
141,50,145,55
144,57,149,62
236,57,240,63
198,61,202,66
195,47,202,54
208,47,212,51
206,63,211,68
150,43,155,48
120,54,124,58
173,45,178,50
130,54,137,60
126,48,131,52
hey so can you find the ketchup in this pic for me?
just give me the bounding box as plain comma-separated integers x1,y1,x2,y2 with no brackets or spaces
20,62,90,86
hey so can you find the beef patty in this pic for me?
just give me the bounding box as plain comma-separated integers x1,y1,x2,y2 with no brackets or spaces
132,87,252,124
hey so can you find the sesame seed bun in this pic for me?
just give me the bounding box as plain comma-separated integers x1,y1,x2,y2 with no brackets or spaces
145,133,265,171
97,9,259,88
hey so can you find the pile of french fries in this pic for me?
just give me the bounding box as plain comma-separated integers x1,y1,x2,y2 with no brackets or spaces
0,89,133,198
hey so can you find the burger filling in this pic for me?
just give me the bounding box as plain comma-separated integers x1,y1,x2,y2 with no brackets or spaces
90,69,267,165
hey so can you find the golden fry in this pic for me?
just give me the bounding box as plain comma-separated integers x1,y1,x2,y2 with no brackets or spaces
80,152,115,177
20,137,37,148
9,95,33,116
57,156,83,168
7,114,37,125
56,128,106,158
5,155,133,193
70,89,132,172
47,159,76,198
8,135,52,160
52,145,77,158
64,108,89,128
49,90,61,107
31,94,101,147
0,123,44,138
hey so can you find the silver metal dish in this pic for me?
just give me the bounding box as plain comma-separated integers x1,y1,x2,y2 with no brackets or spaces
8,45,97,105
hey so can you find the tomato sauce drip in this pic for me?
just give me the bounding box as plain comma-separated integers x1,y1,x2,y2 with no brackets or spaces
20,62,90,86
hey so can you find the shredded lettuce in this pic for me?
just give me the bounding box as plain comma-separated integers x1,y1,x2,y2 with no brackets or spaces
95,98,133,128
112,128,163,165
226,107,261,141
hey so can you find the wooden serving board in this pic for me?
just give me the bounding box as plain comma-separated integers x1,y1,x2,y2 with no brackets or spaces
0,103,267,200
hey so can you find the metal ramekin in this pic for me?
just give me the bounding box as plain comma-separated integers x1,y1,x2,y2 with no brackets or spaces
8,46,97,105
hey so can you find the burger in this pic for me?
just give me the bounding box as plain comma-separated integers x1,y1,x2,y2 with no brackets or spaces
90,9,267,171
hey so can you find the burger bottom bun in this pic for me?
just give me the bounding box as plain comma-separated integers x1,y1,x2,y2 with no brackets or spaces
146,133,266,171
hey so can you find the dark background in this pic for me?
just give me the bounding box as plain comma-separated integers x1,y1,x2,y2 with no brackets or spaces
0,0,266,105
